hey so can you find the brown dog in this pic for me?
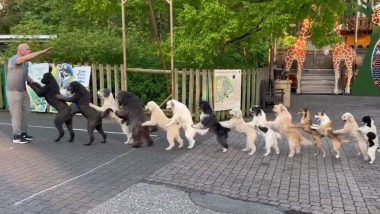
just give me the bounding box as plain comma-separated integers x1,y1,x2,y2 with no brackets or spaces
266,104,312,157
313,111,343,159
292,108,326,158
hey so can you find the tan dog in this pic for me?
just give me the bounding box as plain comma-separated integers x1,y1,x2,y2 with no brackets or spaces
266,104,312,157
220,108,257,155
292,108,326,157
312,111,343,158
333,112,369,161
142,101,183,150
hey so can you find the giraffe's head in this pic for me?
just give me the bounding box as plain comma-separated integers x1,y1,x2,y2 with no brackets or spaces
298,19,311,39
372,4,380,27
333,21,343,37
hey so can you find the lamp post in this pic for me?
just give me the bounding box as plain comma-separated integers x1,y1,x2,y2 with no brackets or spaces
166,0,174,98
121,0,128,90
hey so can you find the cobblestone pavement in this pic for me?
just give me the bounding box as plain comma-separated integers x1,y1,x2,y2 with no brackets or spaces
146,94,380,214
1,94,380,213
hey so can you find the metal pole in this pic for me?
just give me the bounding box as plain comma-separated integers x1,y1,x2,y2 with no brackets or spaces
166,0,174,98
121,0,128,90
354,0,360,52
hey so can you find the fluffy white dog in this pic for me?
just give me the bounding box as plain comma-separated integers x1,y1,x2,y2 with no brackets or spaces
333,112,369,161
249,106,281,156
166,100,208,148
358,116,379,164
142,101,183,150
89,89,132,144
220,108,257,155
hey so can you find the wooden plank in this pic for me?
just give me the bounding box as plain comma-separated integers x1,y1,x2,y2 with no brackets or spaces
91,64,98,105
195,69,200,121
246,69,251,116
241,69,247,115
99,64,105,90
174,68,179,100
114,65,120,96
181,69,187,105
106,64,112,90
208,69,213,109
252,69,257,106
189,69,194,114
201,69,207,101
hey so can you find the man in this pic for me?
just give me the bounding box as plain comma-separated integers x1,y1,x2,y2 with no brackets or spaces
6,44,53,144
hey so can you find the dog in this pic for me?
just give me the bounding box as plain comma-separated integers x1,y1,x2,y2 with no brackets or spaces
248,106,281,156
311,111,343,158
266,104,312,157
291,108,326,157
358,116,379,164
115,91,153,148
165,99,208,149
192,101,230,152
142,101,183,150
89,89,132,144
56,81,112,146
220,108,257,155
29,70,75,142
333,112,369,161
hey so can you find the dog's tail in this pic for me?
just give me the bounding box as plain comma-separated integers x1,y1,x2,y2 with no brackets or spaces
217,123,230,136
101,108,113,119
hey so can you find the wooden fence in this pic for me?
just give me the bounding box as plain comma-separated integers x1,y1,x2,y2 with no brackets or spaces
0,61,269,120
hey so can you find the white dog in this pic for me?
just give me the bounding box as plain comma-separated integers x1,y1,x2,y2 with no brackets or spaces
248,106,281,156
166,100,208,148
358,116,379,164
220,108,257,155
89,89,132,144
142,101,183,150
333,112,369,161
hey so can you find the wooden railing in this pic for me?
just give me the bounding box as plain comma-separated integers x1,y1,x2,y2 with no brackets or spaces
0,61,269,120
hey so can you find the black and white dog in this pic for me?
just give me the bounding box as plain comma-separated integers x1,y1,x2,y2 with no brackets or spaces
192,101,230,152
358,116,379,164
249,106,281,156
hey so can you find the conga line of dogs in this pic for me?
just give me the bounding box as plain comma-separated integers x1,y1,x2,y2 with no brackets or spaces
30,71,379,164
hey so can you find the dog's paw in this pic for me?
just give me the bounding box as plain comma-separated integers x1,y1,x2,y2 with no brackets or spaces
100,141,106,144
369,161,374,164
248,152,254,155
165,146,173,151
242,148,249,152
222,148,228,153
335,154,340,159
288,154,294,157
263,153,269,156
178,144,184,148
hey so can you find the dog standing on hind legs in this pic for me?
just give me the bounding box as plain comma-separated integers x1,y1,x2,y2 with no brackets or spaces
220,108,257,155
142,101,183,150
89,88,133,145
358,116,379,164
291,108,326,158
29,70,75,142
248,106,281,156
192,101,230,152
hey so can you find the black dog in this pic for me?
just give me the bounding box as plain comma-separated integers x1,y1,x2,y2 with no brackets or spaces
115,91,153,148
192,100,230,152
56,81,112,146
29,70,76,142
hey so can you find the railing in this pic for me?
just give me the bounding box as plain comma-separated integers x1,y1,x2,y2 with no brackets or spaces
0,61,269,120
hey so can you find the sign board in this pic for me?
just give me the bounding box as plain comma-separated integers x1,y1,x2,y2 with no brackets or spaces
213,69,241,111
27,63,49,112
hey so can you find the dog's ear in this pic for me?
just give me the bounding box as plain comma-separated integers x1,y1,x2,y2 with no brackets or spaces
347,114,355,122
171,101,175,109
321,111,325,116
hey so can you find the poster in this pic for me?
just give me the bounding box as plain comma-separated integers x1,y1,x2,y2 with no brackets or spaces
27,63,49,112
213,69,241,111
49,64,92,113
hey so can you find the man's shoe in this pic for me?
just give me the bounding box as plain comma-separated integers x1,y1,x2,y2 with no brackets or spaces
21,133,34,141
13,135,30,144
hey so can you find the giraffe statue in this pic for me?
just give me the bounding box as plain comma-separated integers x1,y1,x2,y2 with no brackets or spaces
282,18,311,94
331,21,356,94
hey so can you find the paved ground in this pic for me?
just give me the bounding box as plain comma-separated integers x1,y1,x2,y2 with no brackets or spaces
1,94,380,213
